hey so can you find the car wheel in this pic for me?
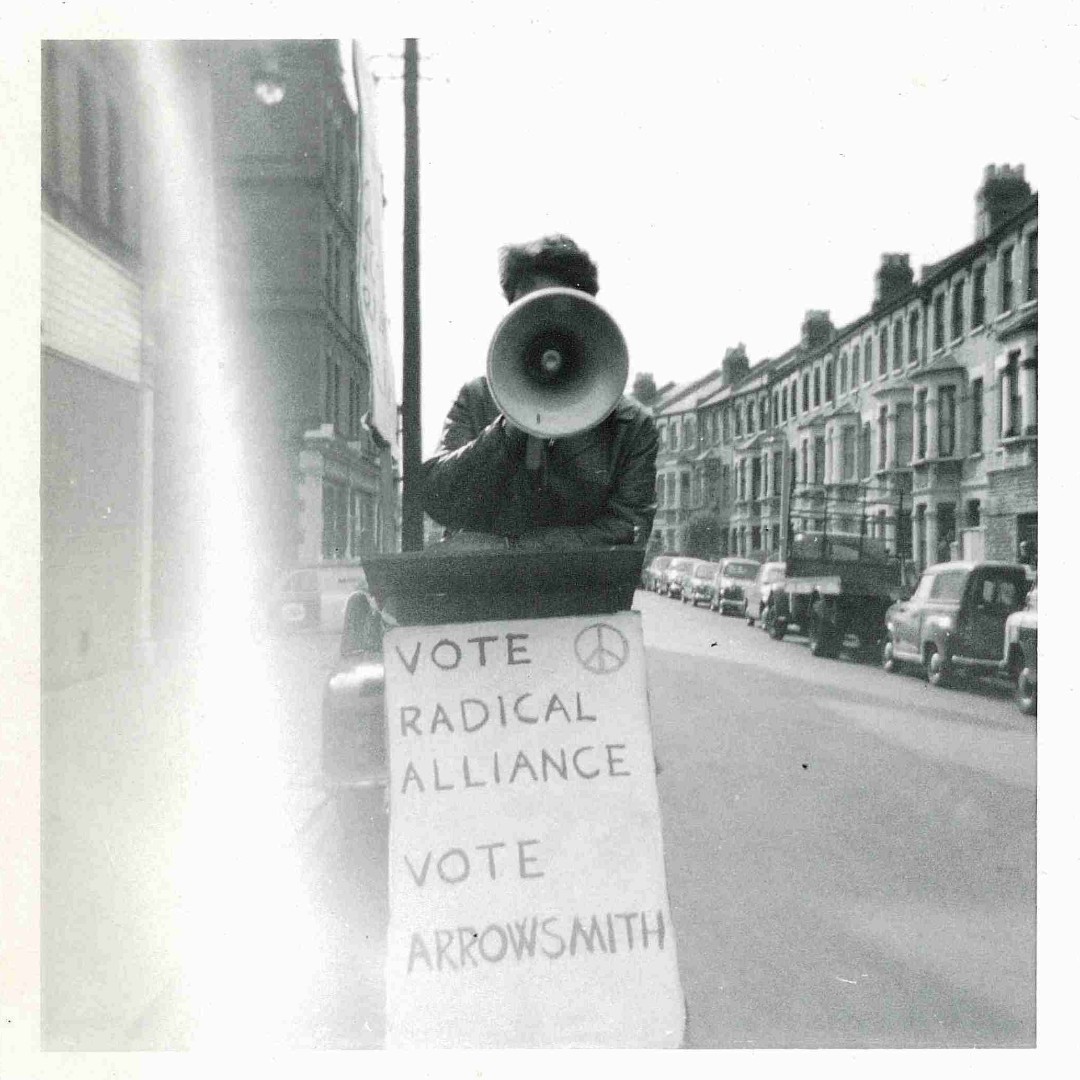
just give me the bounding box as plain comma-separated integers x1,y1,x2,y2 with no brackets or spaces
1016,667,1037,716
925,646,951,687
744,600,755,627
882,637,900,674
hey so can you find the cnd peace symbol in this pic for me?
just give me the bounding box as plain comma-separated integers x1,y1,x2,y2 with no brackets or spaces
573,622,630,675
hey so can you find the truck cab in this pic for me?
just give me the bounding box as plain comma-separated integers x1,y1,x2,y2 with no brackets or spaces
883,561,1030,687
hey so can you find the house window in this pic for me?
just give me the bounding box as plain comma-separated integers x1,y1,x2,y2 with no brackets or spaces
813,436,825,485
863,340,873,382
966,499,982,528
908,310,919,363
657,423,667,451
932,293,945,351
802,374,810,412
878,406,887,470
972,265,986,327
970,377,983,453
106,101,124,232
42,43,60,185
773,452,782,495
813,368,821,407
680,471,691,506
893,321,903,371
824,360,834,402
1025,232,1038,302
734,406,743,437
938,385,957,457
759,397,767,430
77,70,100,220
801,440,809,484
839,353,848,394
951,280,965,341
325,354,342,429
712,410,720,444
852,345,861,384
322,481,348,559
746,405,755,435
325,232,335,300
841,426,856,480
1001,352,1021,437
722,408,731,443
915,389,927,459
684,416,695,447
860,422,872,478
1000,245,1014,313
878,328,888,375
896,403,913,466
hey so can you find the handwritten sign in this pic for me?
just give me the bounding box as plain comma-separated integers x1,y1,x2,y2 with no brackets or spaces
383,611,685,1048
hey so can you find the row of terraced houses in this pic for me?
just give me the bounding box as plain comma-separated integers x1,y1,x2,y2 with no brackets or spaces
648,164,1037,572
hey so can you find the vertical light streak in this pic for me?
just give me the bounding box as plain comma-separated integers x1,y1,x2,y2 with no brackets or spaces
135,41,318,1049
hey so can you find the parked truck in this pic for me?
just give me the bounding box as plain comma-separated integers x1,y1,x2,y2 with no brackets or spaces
763,532,907,659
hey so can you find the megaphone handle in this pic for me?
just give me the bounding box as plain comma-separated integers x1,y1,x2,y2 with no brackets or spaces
525,435,544,472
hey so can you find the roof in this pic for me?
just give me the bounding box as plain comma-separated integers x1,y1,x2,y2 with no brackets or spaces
654,369,726,415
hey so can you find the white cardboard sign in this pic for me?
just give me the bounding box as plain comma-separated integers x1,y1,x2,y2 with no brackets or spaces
382,611,684,1048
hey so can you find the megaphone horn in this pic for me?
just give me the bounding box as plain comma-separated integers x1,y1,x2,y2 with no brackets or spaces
486,287,629,440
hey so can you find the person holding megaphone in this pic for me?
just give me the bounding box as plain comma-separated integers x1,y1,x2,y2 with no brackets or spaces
422,234,659,552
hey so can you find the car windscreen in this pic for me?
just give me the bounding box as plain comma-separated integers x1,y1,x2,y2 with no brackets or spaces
724,562,757,580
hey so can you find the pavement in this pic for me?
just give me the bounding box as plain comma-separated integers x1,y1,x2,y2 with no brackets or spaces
39,630,370,1051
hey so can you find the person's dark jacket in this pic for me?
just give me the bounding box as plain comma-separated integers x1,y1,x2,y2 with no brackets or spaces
422,377,659,549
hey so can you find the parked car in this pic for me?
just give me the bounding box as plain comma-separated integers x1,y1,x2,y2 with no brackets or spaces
882,560,1030,687
643,553,675,591
684,560,721,606
661,557,697,598
743,561,787,626
1002,585,1037,715
708,557,760,615
321,590,390,830
270,562,370,634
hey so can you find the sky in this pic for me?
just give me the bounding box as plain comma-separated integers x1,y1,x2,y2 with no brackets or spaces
361,3,1067,454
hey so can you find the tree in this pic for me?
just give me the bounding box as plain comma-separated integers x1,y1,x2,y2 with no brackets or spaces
631,372,659,406
684,513,724,559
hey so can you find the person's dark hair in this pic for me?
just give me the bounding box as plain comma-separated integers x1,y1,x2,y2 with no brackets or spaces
498,234,599,302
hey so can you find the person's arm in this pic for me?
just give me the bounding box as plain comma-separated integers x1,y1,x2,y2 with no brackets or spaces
515,413,659,550
421,379,527,533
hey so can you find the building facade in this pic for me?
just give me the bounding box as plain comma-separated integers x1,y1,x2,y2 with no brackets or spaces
41,41,152,686
205,40,399,577
41,40,400,685
647,165,1037,572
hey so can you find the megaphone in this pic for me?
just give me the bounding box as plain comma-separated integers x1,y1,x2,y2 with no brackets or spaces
487,287,629,441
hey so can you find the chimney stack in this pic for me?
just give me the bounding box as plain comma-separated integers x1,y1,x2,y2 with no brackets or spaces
800,310,833,351
975,164,1032,240
722,343,750,386
873,253,914,310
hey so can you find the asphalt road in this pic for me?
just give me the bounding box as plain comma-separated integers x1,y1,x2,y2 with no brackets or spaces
639,588,1035,1048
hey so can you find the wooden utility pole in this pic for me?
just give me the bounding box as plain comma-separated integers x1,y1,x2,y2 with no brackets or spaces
401,38,423,550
